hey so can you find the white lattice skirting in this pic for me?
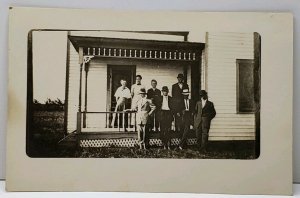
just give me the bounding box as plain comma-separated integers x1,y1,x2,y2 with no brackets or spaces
80,138,198,147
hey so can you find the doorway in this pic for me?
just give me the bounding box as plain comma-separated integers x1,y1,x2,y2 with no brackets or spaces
107,65,136,112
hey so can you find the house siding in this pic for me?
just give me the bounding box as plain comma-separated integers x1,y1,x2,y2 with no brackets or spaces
66,43,80,133
136,63,184,95
205,32,255,140
85,60,107,128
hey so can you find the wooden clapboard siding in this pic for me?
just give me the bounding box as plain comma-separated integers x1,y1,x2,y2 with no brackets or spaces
136,63,184,95
206,32,255,140
85,60,107,128
67,43,80,133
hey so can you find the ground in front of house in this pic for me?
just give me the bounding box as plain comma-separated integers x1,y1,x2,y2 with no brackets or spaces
27,110,257,159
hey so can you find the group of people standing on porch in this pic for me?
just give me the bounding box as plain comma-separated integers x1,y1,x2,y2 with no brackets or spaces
112,73,216,151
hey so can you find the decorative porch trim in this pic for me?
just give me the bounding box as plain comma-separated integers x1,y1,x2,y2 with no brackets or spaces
83,47,199,61
80,138,198,148
69,35,205,62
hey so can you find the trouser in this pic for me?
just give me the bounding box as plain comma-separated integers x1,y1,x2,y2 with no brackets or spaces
111,102,126,128
179,112,192,147
137,124,149,147
149,111,160,132
195,117,211,150
159,110,172,147
174,113,183,133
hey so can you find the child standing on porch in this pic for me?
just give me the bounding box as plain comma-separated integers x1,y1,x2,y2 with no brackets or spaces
129,88,155,149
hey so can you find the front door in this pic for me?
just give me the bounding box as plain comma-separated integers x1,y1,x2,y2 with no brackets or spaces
107,65,136,112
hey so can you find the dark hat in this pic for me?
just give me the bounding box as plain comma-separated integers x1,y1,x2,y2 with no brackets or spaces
162,86,169,92
138,88,147,94
199,90,208,96
182,89,190,95
177,73,184,79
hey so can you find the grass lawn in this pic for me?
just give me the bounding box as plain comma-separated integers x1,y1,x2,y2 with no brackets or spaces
27,110,257,159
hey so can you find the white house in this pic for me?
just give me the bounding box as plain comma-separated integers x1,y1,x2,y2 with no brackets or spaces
64,31,260,147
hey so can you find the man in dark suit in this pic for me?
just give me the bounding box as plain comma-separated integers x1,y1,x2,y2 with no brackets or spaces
194,90,216,151
172,73,189,133
155,86,174,149
147,79,161,132
178,89,195,150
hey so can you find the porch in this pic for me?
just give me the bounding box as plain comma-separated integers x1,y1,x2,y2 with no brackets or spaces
67,35,205,141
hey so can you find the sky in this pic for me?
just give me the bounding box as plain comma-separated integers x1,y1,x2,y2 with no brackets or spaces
32,31,68,103
31,30,206,103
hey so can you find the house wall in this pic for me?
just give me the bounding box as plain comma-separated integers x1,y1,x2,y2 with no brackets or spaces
66,42,80,133
205,32,256,140
136,62,184,95
85,61,107,128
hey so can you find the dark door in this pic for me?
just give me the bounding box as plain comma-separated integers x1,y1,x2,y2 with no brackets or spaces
108,65,136,111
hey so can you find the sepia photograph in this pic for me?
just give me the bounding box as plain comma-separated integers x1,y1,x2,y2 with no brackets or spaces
26,30,261,159
7,8,293,194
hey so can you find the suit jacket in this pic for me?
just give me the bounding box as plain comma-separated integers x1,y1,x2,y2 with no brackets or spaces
182,99,195,125
155,96,173,111
134,98,154,125
194,100,216,129
147,88,161,106
172,83,189,112
155,95,174,124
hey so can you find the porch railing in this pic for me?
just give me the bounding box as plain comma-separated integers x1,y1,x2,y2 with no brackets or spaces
76,111,176,133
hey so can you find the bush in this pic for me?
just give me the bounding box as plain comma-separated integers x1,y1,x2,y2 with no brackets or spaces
33,98,64,111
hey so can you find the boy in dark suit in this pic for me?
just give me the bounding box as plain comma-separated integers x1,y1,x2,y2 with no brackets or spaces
147,79,161,132
178,89,195,150
172,73,189,133
155,86,174,150
194,90,216,151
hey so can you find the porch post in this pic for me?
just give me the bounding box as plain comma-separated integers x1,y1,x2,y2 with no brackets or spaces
77,47,84,133
83,61,89,128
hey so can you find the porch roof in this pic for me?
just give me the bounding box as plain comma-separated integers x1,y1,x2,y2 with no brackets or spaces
69,35,205,53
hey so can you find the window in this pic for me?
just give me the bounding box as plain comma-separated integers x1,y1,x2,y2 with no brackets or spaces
237,59,255,113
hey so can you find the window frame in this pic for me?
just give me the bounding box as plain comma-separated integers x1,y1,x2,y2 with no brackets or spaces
236,59,255,114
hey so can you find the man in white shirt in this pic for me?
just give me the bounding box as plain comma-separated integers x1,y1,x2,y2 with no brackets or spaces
110,79,131,127
156,86,174,149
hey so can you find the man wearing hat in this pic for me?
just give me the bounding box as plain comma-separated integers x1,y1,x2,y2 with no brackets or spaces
178,89,195,150
194,90,216,151
172,73,189,133
155,86,174,149
130,88,155,149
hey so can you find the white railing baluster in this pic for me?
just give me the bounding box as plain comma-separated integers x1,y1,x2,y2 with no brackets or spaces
122,112,125,130
117,112,120,129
